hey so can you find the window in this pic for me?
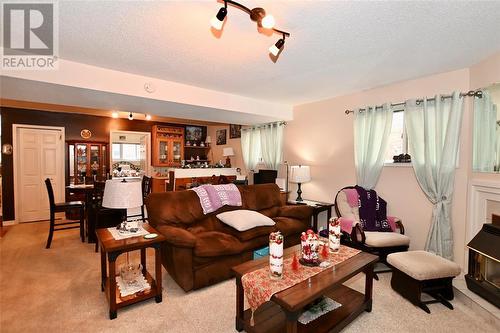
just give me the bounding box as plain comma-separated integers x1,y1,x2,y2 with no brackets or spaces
385,111,408,163
112,143,141,161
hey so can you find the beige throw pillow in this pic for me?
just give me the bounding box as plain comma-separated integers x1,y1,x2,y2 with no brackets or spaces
216,210,275,231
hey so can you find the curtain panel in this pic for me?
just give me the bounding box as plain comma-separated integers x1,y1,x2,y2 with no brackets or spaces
354,104,393,190
241,122,285,171
473,90,497,172
405,92,464,260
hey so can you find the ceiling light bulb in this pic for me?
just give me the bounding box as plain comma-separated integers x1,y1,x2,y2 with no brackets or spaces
111,111,119,118
269,38,285,57
145,114,152,120
261,15,275,29
128,112,134,120
210,7,227,30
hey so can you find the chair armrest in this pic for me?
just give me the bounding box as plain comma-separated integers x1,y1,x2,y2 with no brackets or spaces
387,216,404,234
337,217,359,234
155,225,197,248
279,205,314,220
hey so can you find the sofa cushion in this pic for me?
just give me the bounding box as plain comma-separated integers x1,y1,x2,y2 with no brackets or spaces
194,231,243,257
273,217,309,236
217,210,275,231
387,251,461,281
364,231,410,247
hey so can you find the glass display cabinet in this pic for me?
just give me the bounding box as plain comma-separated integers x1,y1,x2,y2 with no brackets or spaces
152,125,184,167
68,141,108,184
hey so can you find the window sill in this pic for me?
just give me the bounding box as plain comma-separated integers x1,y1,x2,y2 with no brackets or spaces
384,162,413,168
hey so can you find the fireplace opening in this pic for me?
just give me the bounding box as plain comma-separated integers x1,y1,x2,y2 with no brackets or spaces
466,217,500,308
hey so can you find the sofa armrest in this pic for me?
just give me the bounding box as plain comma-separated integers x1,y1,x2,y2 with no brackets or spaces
279,205,314,220
155,225,197,248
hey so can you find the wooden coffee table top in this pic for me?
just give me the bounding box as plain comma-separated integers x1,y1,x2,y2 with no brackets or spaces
232,245,378,313
96,223,166,253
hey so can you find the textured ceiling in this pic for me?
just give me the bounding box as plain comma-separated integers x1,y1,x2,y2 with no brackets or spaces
26,1,500,104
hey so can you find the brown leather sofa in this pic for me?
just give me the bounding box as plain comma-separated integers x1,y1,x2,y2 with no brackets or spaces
146,183,313,291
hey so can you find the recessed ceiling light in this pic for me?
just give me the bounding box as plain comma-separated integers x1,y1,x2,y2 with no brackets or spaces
128,112,134,120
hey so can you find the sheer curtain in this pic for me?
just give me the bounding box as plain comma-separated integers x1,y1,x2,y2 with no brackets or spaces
260,122,285,170
473,90,497,172
405,92,464,260
354,104,393,190
241,122,285,171
241,127,261,171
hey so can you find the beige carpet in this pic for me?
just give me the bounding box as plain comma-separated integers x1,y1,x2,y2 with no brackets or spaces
0,222,497,333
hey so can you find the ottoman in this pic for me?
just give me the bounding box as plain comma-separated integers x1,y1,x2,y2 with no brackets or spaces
387,251,461,313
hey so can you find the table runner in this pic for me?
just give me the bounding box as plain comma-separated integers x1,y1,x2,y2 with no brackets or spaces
241,245,361,325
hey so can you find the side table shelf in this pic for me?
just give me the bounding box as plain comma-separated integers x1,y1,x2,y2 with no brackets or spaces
96,224,166,319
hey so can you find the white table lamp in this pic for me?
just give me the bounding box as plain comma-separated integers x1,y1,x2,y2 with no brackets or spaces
290,165,311,202
102,179,143,210
223,147,235,167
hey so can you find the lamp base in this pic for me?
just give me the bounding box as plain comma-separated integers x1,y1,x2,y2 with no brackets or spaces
224,156,232,168
296,183,303,202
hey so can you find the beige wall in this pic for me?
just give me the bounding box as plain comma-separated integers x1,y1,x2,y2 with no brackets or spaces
285,53,500,269
207,125,246,174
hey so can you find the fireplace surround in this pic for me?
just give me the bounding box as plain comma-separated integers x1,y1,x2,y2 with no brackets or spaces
466,219,500,308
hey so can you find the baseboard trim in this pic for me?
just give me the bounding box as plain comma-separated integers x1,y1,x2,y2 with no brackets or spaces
2,220,17,226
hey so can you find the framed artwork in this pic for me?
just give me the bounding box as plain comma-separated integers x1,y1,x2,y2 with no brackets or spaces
185,126,204,142
229,124,242,139
216,129,227,145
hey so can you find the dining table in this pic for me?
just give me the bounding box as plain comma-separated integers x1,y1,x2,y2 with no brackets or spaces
66,184,95,242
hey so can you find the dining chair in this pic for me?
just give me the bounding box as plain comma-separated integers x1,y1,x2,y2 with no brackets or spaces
45,178,85,248
141,176,152,221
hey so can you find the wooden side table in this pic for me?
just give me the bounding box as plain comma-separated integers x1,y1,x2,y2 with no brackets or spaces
287,199,334,232
96,224,166,319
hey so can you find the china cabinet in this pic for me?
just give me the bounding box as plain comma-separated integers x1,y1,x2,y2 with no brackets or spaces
152,125,184,167
67,141,108,184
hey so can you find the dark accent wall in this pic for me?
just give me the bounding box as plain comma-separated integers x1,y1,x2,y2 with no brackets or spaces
0,107,188,221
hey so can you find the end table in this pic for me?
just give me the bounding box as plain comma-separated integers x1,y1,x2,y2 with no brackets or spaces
96,224,166,319
287,199,334,232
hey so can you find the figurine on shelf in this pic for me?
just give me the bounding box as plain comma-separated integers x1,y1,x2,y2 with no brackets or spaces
193,142,197,147
200,141,205,147
186,141,191,146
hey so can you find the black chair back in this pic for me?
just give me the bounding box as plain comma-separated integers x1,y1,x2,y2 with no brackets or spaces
45,178,56,213
253,169,277,185
142,176,152,200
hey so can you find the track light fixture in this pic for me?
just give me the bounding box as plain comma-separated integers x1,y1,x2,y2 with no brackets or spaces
210,0,290,59
111,111,119,118
145,114,152,120
128,112,134,120
269,36,285,57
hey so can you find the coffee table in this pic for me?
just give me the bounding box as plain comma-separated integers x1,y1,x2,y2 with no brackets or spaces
96,224,166,319
232,245,378,333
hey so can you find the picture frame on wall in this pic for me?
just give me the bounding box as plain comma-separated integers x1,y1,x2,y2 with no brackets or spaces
229,124,242,139
216,129,227,145
185,126,204,142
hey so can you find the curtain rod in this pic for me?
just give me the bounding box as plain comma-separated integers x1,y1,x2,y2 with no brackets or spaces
344,90,483,115
241,121,287,131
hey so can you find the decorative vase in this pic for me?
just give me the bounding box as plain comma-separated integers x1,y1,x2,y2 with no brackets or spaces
269,231,284,279
329,217,341,252
300,229,320,266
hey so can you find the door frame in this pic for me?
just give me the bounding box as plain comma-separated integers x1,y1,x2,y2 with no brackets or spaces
13,124,65,223
109,130,152,176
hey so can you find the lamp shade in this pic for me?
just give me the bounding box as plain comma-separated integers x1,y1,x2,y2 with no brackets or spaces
222,147,235,157
102,180,143,209
290,165,311,184
205,135,212,143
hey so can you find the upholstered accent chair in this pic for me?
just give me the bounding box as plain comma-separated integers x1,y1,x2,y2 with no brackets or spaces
335,186,410,270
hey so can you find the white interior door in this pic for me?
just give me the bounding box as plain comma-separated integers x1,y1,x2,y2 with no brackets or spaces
16,127,64,222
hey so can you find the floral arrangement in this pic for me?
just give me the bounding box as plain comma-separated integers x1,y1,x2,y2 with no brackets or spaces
329,217,341,252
